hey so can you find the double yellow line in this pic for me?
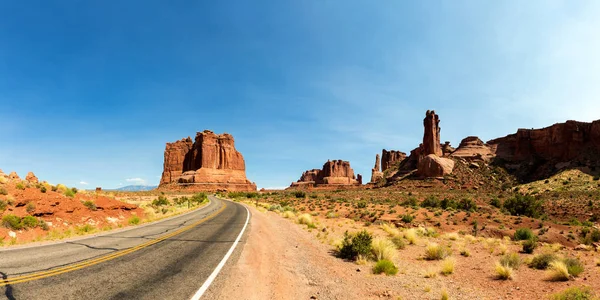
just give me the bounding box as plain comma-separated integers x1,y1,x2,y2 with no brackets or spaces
0,203,227,287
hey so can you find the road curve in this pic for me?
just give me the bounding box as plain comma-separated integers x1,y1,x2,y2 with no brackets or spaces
0,196,250,300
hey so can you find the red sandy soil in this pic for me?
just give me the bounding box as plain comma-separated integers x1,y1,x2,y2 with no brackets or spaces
213,204,600,300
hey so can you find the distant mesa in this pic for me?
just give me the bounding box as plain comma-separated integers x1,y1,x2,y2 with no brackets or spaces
159,130,257,192
290,160,362,189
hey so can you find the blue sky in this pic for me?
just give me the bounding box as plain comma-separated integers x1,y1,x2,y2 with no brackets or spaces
1,1,599,189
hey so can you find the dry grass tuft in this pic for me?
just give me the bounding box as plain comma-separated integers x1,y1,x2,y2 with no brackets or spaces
441,289,449,300
440,257,456,276
282,211,295,219
404,228,419,245
423,268,438,278
547,260,570,281
444,232,459,241
371,237,398,261
381,222,400,236
495,262,514,280
425,243,451,260
297,213,313,226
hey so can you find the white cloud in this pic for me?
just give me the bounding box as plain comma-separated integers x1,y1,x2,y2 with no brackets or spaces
126,178,146,184
79,181,89,185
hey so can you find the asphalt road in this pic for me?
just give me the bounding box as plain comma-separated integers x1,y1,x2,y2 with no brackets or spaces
0,196,249,300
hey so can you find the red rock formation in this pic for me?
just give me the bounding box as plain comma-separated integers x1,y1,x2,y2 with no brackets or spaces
487,119,600,181
450,136,494,161
422,110,442,156
370,154,383,183
290,160,361,188
418,154,455,177
417,110,454,177
25,172,39,183
8,172,20,181
442,142,455,156
381,150,406,172
159,130,256,191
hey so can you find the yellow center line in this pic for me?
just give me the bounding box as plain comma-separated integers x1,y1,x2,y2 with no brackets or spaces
0,202,227,287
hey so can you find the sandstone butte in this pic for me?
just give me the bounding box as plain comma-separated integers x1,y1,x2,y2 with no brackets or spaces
159,130,257,192
369,109,600,183
289,160,362,189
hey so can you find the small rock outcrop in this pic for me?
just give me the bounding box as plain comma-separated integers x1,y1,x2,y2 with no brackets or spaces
442,142,455,156
290,160,362,189
381,150,406,172
450,136,494,161
417,110,454,177
159,130,256,191
25,172,39,183
8,172,20,181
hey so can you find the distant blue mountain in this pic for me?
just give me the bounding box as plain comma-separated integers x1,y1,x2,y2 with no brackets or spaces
113,185,157,191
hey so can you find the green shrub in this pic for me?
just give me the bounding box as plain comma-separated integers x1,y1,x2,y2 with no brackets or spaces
0,199,6,211
356,201,367,209
25,202,36,213
550,286,596,300
440,198,457,209
40,186,47,193
128,216,141,225
490,197,502,208
2,214,22,230
514,228,535,241
529,253,557,270
563,257,584,277
522,238,537,254
16,182,25,190
421,195,440,208
391,235,406,249
152,195,170,206
372,259,398,275
401,197,418,207
21,215,39,228
0,187,8,195
293,191,306,198
39,220,49,230
82,200,97,211
401,214,414,223
191,192,208,204
457,198,477,212
338,230,373,261
76,224,95,234
504,194,544,218
64,189,76,198
500,253,521,269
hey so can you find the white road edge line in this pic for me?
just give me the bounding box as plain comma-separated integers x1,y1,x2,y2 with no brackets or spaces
190,202,250,300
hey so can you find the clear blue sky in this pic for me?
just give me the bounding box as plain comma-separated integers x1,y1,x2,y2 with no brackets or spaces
1,1,599,189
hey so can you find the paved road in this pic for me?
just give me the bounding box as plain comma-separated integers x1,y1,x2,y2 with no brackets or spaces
0,196,249,300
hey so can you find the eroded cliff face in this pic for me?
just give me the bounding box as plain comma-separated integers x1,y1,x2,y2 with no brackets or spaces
486,120,600,181
290,160,361,189
381,150,406,172
159,130,256,191
450,136,494,161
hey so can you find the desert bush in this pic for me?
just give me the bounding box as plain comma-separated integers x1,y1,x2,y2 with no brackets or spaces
500,253,521,269
440,198,457,210
371,237,397,261
0,199,6,211
269,204,282,212
282,211,295,219
401,197,418,207
440,257,456,275
372,259,398,275
401,214,414,223
76,224,96,234
495,262,514,280
82,200,97,211
128,216,140,225
152,195,170,206
293,191,306,198
424,243,451,260
0,187,7,195
191,193,208,204
529,253,557,269
547,260,570,281
297,213,313,226
2,214,22,230
522,238,538,254
421,195,440,208
441,289,449,300
457,198,477,212
550,286,596,300
64,189,76,198
563,257,584,277
504,194,544,218
40,186,47,193
16,182,25,190
21,215,38,228
39,220,49,230
514,228,535,241
25,202,35,213
391,235,406,249
338,230,372,261
490,197,502,208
